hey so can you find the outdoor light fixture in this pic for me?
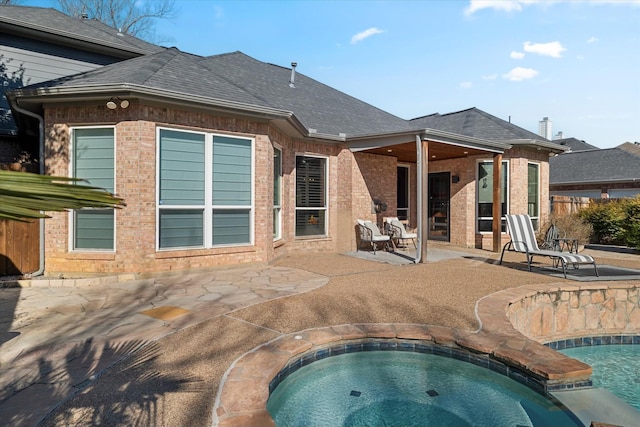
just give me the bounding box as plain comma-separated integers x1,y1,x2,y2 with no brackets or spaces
106,97,129,109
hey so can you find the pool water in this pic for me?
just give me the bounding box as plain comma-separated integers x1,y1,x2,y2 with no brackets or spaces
267,351,581,427
559,344,640,411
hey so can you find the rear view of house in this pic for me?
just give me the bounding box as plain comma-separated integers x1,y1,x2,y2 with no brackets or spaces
3,5,567,275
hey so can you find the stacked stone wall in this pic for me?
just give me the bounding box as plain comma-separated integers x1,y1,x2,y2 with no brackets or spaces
507,284,640,342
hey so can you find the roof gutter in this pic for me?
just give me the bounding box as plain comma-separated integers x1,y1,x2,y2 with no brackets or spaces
9,83,316,138
551,177,640,186
507,138,568,153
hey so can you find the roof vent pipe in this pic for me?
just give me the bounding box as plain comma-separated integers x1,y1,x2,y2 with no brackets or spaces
289,62,297,88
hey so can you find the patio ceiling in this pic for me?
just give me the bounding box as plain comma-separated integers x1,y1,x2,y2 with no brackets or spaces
364,141,490,163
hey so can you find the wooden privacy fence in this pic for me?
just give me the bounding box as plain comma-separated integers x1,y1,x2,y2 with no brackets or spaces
0,163,40,276
0,219,39,276
550,195,592,216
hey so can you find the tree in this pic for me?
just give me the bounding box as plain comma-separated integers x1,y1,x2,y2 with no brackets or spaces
0,170,125,221
56,0,175,41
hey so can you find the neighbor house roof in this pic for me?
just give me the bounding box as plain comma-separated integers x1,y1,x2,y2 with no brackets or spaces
0,5,164,57
550,143,640,185
554,137,600,152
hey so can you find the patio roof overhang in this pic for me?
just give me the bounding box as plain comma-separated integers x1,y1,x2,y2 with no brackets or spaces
346,129,512,163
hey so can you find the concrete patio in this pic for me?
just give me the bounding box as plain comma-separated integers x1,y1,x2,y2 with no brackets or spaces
0,243,638,426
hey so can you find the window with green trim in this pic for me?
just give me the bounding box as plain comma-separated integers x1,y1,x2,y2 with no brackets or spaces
273,147,282,240
72,127,115,250
477,160,508,233
528,163,540,230
157,129,253,249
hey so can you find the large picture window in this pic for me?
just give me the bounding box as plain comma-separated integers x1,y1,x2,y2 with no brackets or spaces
295,155,327,237
528,163,540,229
477,160,508,232
72,127,115,250
158,129,253,249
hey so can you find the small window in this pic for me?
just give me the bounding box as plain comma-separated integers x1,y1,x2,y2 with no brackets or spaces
528,163,540,229
273,147,282,240
477,160,508,232
397,165,409,221
295,155,327,237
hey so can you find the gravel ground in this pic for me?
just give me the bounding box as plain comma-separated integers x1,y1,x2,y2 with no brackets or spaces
39,248,638,427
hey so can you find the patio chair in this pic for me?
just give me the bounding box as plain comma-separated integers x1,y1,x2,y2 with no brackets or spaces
499,214,598,278
384,217,417,249
541,223,579,253
356,219,390,254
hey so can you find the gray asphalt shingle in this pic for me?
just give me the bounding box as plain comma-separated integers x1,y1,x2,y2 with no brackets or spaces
550,144,640,184
410,107,544,141
0,5,163,55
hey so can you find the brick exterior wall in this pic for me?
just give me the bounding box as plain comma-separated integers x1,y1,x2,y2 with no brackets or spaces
39,102,552,274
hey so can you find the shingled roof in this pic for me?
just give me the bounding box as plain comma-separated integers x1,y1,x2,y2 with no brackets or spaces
550,143,640,185
0,5,164,57
14,49,413,138
554,137,600,152
409,107,545,141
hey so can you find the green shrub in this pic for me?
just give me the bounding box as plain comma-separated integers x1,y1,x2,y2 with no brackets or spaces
623,196,640,249
578,196,640,249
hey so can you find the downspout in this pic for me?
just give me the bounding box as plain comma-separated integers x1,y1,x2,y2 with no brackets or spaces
414,134,422,264
12,101,45,277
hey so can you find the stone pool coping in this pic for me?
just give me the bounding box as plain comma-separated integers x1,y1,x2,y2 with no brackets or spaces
213,324,591,427
213,281,639,427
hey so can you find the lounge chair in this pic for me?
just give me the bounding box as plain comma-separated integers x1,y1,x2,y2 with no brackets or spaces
384,217,417,249
356,219,390,254
500,214,598,278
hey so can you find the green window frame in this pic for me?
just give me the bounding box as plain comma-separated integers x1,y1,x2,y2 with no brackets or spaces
528,162,540,230
72,127,115,251
295,155,327,237
477,160,509,233
157,128,253,249
273,147,282,240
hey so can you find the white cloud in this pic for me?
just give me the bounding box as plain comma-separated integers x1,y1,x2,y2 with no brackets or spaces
459,81,473,88
510,51,525,59
350,27,385,44
503,67,539,81
465,0,640,16
587,36,599,43
523,41,566,58
464,0,524,16
482,74,498,80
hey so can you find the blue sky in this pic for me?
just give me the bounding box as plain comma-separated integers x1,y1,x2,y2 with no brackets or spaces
25,0,640,148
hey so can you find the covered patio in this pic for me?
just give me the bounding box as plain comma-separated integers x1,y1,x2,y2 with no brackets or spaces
347,129,512,262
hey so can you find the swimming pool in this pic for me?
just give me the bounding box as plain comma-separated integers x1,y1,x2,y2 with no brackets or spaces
559,343,640,411
267,351,581,427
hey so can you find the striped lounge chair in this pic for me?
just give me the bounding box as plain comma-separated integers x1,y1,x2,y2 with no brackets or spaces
499,214,598,278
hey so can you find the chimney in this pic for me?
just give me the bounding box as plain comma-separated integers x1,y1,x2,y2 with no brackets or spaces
289,62,297,88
